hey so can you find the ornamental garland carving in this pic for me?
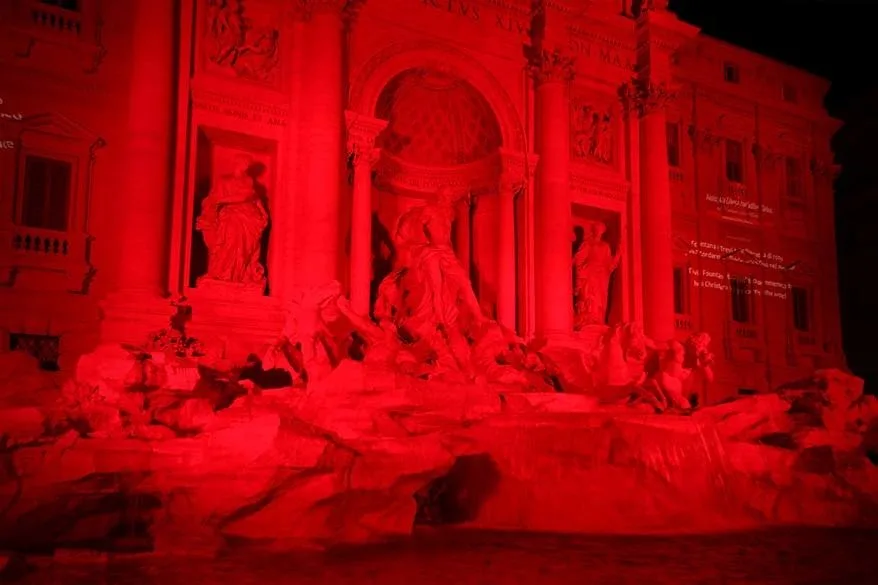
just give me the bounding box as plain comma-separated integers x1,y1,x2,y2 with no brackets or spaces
751,144,784,170
619,80,676,117
528,48,576,85
571,101,614,165
205,0,280,84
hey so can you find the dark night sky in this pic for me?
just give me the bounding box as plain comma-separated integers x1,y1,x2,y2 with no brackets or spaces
671,0,878,389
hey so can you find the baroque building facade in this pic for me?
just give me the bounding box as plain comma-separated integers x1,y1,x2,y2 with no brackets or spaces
0,0,843,403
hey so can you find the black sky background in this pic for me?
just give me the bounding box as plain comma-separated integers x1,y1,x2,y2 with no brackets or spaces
670,0,878,390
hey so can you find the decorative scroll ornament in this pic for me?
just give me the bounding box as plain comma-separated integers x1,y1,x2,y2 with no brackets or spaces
619,79,676,117
528,48,576,85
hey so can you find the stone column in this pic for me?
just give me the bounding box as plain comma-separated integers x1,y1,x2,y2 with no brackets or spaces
498,150,526,332
531,49,575,336
632,10,698,343
117,0,175,295
100,0,175,342
630,80,676,342
345,111,387,315
296,0,347,288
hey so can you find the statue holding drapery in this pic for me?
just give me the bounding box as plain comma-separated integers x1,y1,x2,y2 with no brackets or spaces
196,154,269,291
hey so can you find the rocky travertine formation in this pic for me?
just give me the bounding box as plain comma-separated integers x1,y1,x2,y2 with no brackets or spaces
1,339,876,555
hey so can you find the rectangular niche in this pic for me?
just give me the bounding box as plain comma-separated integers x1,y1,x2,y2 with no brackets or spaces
572,204,623,326
187,126,277,294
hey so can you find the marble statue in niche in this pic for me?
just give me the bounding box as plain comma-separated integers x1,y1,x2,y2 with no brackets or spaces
205,0,280,83
572,103,614,165
375,187,487,376
573,221,622,329
196,154,269,291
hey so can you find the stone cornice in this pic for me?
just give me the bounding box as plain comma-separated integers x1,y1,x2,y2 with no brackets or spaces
635,8,699,55
569,25,637,52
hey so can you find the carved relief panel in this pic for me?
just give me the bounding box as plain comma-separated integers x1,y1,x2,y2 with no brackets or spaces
570,96,617,168
201,0,282,86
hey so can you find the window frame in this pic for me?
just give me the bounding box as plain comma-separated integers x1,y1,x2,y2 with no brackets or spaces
723,62,740,84
16,151,76,232
729,275,754,324
724,138,744,184
2,112,104,291
791,285,811,333
666,121,681,168
672,265,689,315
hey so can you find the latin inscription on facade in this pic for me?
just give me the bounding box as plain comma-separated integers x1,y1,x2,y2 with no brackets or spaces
569,39,634,72
418,0,530,37
192,92,288,127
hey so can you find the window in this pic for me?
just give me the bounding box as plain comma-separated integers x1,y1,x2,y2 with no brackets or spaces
782,83,797,103
723,63,740,84
19,155,72,231
39,0,80,10
730,277,752,323
791,286,810,332
673,266,687,314
666,122,681,168
725,139,743,183
784,156,803,199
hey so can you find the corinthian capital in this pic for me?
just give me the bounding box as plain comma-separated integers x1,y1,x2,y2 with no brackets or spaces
619,79,676,117
345,110,388,162
528,48,576,86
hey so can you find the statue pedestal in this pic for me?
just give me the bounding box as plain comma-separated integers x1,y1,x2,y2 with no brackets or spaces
186,281,283,362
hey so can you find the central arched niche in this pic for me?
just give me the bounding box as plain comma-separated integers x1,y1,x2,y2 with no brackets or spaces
370,68,504,315
376,69,502,166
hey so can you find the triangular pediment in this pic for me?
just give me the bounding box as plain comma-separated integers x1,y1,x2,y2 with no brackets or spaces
16,112,104,146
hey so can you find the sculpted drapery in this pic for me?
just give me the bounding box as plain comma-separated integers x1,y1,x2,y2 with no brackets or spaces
574,221,622,329
196,154,269,289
